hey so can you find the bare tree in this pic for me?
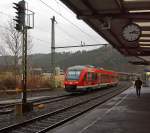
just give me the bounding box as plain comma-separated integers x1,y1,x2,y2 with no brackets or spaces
0,45,9,67
0,20,33,86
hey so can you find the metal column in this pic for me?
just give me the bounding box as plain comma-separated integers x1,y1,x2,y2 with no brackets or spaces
22,27,27,104
51,16,55,75
50,16,56,88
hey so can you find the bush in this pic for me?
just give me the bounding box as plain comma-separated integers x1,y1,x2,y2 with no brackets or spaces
1,77,16,90
0,73,64,90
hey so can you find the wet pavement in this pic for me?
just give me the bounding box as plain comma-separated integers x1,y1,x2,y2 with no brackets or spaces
50,86,150,133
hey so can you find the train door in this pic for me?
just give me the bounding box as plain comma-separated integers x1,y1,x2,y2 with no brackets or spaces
83,73,87,86
87,72,92,86
109,75,112,83
91,72,97,85
101,74,105,83
98,73,101,85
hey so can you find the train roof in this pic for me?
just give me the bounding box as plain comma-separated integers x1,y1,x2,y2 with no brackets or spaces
98,69,117,75
68,65,86,71
117,72,140,76
67,65,117,75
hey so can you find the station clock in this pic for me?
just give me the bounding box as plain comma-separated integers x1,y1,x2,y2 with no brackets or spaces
122,23,141,42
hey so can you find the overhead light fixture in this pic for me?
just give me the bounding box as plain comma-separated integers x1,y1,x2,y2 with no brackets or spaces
129,10,150,13
140,45,150,48
123,0,138,1
139,42,150,44
142,31,150,34
124,0,150,2
135,22,150,27
140,37,150,40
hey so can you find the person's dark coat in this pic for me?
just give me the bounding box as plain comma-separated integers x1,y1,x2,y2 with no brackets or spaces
134,79,142,89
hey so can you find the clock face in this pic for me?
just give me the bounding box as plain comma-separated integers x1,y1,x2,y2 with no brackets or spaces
122,23,141,42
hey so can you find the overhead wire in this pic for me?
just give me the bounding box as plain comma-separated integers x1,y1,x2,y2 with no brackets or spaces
0,4,103,52
0,23,103,53
1,2,99,45
0,24,50,49
0,22,75,50
26,0,78,42
38,0,99,43
0,8,80,45
0,23,75,50
53,0,99,42
54,0,62,16
53,0,103,43
25,0,82,42
53,0,80,42
56,24,80,42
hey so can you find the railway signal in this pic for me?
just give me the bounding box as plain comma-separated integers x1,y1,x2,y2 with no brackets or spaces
13,0,25,31
13,0,34,114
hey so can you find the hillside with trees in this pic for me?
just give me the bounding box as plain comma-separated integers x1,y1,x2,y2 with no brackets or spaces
0,46,144,73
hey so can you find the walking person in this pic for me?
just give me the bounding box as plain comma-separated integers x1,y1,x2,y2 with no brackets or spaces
134,77,142,97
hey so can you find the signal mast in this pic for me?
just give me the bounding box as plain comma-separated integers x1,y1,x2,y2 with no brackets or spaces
13,0,34,113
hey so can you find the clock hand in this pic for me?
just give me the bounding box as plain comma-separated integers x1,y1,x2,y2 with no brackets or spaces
129,31,138,34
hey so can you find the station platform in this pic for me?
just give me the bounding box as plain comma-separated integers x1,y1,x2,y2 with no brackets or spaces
50,86,150,133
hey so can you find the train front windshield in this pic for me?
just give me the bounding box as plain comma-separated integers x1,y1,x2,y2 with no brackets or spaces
67,70,81,80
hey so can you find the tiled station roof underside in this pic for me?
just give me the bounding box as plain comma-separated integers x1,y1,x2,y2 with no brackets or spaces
60,0,150,65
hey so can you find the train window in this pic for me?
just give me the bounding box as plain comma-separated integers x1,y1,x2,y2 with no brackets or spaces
87,72,91,80
98,73,101,82
101,74,105,82
92,73,97,80
92,73,95,80
67,70,81,80
103,74,107,82
83,74,86,81
95,73,98,80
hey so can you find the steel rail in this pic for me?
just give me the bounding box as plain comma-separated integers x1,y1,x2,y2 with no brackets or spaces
38,87,128,133
0,85,130,133
0,94,71,114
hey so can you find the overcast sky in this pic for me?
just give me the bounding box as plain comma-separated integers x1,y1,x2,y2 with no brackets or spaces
0,0,107,54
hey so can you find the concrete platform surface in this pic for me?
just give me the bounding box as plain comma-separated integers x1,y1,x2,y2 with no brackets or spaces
50,87,150,133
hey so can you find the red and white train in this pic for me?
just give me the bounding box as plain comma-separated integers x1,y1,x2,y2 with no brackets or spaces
64,65,118,92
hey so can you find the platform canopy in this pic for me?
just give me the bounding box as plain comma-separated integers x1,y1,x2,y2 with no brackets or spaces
60,0,150,65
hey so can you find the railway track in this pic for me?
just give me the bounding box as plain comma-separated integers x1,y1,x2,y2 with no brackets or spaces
0,94,72,114
0,94,73,109
0,85,129,133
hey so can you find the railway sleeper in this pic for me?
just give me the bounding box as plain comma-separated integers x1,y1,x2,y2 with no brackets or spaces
33,121,49,128
27,124,45,130
11,131,24,133
18,127,36,132
39,120,51,125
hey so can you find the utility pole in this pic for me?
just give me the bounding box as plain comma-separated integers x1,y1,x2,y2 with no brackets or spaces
51,16,56,88
51,16,55,75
